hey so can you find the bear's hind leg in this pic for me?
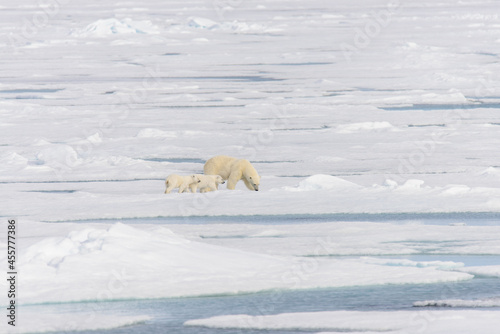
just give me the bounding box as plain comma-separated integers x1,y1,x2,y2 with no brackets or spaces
165,181,174,194
178,184,189,193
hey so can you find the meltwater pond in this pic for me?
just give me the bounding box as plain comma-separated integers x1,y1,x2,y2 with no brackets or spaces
41,276,500,334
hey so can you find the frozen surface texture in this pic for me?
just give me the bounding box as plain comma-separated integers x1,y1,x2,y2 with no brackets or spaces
1,0,500,333
185,310,500,333
1,0,500,221
0,221,475,305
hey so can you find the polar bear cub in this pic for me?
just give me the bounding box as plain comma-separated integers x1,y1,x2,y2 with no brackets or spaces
165,174,200,194
193,174,225,193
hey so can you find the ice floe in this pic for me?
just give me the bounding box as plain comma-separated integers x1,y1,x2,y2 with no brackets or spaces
74,18,160,37
336,121,395,133
282,174,362,191
0,222,473,305
185,310,500,333
5,310,149,334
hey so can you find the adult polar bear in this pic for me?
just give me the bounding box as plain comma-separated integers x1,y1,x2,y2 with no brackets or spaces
204,155,260,191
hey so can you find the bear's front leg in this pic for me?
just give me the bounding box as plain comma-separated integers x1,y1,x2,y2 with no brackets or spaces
242,178,255,191
226,172,242,190
189,183,198,193
208,182,218,192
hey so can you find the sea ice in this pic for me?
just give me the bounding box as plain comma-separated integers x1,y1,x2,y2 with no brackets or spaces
74,18,160,37
2,0,500,332
282,174,362,191
0,221,473,305
185,310,500,333
457,265,500,278
4,310,149,334
336,121,395,133
166,221,500,257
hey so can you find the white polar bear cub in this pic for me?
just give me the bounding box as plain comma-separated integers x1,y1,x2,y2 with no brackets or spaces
193,174,225,193
164,174,200,194
203,155,260,191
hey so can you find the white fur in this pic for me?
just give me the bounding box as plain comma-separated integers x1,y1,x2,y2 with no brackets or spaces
164,174,200,194
203,155,260,191
193,174,225,193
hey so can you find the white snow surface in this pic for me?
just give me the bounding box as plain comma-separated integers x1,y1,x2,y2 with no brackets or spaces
0,221,474,305
73,18,160,37
185,310,500,333
457,265,500,278
165,221,500,257
1,0,500,220
5,312,150,334
2,0,500,332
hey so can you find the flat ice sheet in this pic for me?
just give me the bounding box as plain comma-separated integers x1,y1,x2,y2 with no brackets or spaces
4,311,149,334
185,310,500,333
163,220,500,257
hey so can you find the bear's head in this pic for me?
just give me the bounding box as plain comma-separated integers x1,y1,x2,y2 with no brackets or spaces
191,174,201,184
215,175,225,185
245,168,260,191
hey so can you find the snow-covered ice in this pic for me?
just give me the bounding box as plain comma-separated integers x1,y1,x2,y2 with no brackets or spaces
166,221,500,257
4,311,150,334
1,221,475,305
1,0,500,332
185,310,500,333
458,265,500,278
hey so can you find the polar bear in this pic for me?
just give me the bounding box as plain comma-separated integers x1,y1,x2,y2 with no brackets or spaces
203,155,260,191
192,174,225,193
164,174,200,194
